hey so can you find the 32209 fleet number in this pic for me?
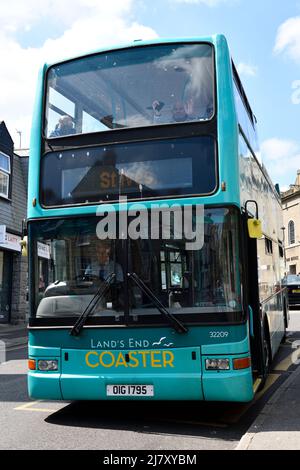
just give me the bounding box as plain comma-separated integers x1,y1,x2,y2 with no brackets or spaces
209,331,229,338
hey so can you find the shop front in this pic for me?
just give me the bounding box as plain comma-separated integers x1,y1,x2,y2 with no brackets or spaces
0,228,22,324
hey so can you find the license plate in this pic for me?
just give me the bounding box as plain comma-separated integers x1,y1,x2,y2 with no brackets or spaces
292,289,300,293
106,384,154,396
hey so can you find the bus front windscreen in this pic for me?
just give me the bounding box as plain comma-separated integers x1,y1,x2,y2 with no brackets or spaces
29,207,243,325
45,43,214,137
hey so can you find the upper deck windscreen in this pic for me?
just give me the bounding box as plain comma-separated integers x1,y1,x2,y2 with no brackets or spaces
45,43,214,138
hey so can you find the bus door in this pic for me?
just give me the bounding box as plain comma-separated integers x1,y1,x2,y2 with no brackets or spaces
243,214,265,378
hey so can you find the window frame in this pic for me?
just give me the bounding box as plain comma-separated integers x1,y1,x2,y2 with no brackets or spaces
43,41,217,141
28,205,246,327
288,220,296,245
39,136,219,209
0,151,11,199
265,237,273,255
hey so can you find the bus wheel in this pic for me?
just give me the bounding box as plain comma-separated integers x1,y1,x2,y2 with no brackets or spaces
258,324,271,391
284,302,289,329
281,300,288,343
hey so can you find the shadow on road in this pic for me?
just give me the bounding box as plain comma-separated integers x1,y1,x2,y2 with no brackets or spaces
45,399,245,441
44,331,300,440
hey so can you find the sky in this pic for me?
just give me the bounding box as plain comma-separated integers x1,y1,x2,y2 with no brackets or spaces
1,0,300,190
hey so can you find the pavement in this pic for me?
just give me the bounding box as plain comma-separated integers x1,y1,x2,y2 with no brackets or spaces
0,323,28,351
237,311,300,450
236,363,300,450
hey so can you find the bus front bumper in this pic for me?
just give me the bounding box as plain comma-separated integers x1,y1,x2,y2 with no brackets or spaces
28,346,254,402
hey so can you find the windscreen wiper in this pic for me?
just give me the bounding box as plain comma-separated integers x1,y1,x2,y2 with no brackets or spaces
70,273,116,336
128,272,188,334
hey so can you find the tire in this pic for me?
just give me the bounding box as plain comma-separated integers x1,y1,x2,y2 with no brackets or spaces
257,322,272,391
281,300,288,344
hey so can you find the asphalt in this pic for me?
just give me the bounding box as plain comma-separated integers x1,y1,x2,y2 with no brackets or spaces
2,319,300,450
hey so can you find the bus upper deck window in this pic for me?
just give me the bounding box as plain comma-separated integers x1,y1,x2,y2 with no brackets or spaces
45,43,214,138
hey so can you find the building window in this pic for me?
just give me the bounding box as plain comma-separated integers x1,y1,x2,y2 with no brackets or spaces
0,151,11,199
290,264,297,275
288,220,295,245
279,244,284,258
265,237,273,254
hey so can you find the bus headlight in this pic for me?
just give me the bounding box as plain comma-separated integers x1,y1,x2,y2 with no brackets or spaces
38,360,58,371
205,358,230,370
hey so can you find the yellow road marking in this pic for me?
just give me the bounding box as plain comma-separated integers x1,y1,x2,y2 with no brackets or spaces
253,378,262,394
15,400,42,410
14,400,57,413
254,373,279,401
273,351,295,372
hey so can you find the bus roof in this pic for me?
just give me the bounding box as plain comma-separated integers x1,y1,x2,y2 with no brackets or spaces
44,34,225,69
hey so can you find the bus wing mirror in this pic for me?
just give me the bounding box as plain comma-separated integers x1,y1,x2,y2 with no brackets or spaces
245,200,262,239
20,236,28,257
247,219,263,239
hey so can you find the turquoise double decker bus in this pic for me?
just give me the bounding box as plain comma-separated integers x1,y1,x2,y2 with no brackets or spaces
27,35,288,403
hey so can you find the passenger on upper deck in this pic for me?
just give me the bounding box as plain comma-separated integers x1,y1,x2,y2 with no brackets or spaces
171,100,195,122
50,115,76,137
151,100,166,124
152,95,212,124
151,99,194,124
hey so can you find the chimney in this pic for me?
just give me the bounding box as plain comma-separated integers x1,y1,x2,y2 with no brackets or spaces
296,170,300,187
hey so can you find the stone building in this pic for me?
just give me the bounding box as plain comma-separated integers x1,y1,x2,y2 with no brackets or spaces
0,121,28,324
281,170,300,275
